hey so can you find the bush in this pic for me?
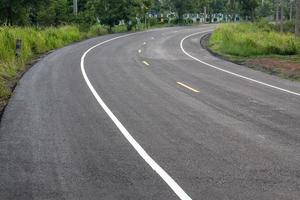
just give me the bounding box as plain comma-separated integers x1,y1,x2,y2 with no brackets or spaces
275,20,295,33
185,18,194,24
171,18,194,25
112,25,127,33
149,18,158,26
257,19,295,33
88,24,108,37
209,23,299,57
254,19,275,32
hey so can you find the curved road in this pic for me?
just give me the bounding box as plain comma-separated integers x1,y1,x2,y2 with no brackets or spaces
1,25,300,200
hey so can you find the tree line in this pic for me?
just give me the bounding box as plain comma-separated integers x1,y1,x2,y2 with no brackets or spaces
1,0,300,33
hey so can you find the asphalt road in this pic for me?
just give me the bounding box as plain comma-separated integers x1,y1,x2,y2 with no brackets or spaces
1,25,300,200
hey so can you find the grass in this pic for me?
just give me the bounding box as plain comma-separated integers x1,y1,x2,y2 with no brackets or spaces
209,22,300,57
208,22,300,82
0,26,84,104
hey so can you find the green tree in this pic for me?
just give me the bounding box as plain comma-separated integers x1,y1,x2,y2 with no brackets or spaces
256,0,273,18
239,0,259,21
0,0,39,25
36,0,70,26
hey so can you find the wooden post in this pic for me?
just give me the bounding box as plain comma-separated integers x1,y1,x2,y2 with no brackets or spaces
15,39,22,57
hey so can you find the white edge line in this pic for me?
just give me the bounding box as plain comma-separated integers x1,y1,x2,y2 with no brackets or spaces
180,31,300,97
81,33,192,200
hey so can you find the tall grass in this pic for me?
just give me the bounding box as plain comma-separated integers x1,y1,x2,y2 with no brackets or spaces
87,24,108,37
0,26,84,100
209,23,300,57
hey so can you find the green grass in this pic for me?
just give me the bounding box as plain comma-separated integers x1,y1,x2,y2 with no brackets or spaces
209,23,300,57
0,26,84,102
208,22,300,82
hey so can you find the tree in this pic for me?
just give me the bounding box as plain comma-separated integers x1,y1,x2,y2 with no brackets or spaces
121,0,153,31
36,0,70,26
166,0,194,23
280,0,284,32
296,0,300,36
239,0,259,21
95,0,123,32
256,0,273,18
226,0,238,21
0,0,38,25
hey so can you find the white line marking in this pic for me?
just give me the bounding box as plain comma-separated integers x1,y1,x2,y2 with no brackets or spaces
138,49,142,53
180,31,300,97
151,37,155,40
143,42,147,45
143,61,150,66
81,33,192,200
177,82,200,93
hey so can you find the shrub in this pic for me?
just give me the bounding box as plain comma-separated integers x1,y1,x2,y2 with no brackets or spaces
149,18,158,26
275,20,296,33
185,18,194,24
254,19,275,32
112,25,127,33
88,24,108,37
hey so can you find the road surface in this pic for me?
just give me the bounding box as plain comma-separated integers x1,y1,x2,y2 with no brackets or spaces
1,25,300,200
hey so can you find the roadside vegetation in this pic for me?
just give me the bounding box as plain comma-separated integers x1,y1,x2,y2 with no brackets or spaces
208,22,300,81
209,22,298,57
0,25,115,108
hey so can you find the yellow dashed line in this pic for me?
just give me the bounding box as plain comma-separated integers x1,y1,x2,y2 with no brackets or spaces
177,82,200,93
143,61,150,66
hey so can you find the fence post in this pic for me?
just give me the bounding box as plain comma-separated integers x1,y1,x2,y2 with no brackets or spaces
16,39,22,57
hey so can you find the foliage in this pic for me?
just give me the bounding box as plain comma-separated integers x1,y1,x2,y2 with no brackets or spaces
0,0,276,27
238,0,259,21
36,0,70,26
275,20,296,33
256,0,273,18
87,24,108,37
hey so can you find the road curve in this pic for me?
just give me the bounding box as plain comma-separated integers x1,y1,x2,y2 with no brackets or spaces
1,25,300,200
